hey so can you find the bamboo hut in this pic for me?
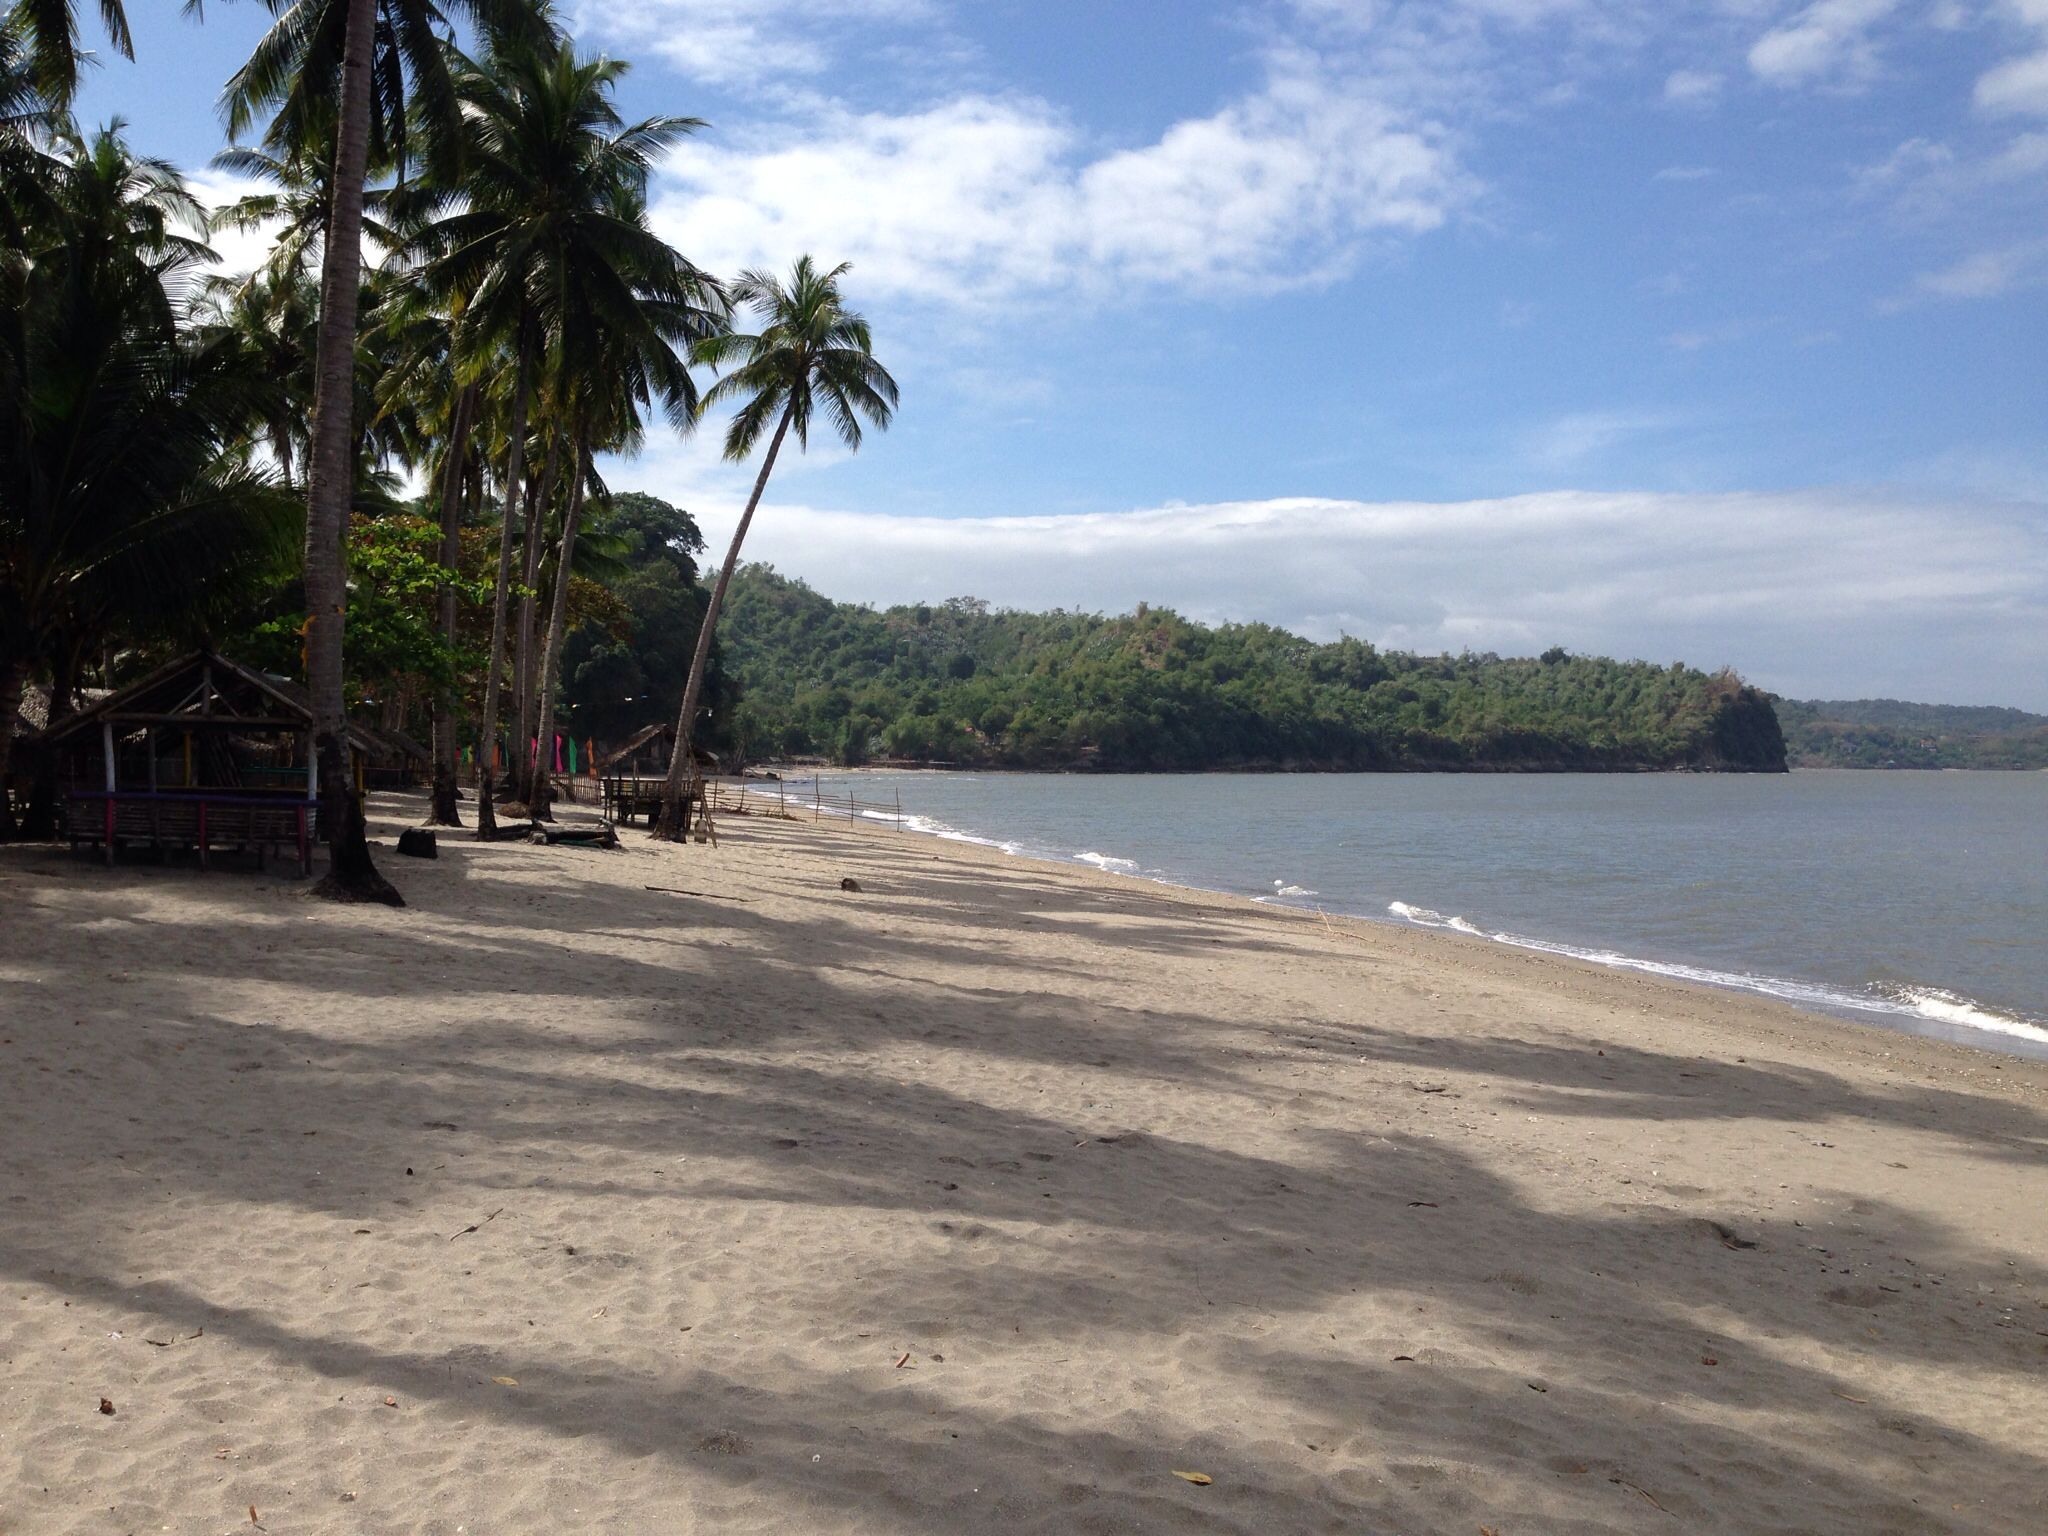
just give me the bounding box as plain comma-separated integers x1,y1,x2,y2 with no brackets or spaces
597,723,720,827
38,651,377,874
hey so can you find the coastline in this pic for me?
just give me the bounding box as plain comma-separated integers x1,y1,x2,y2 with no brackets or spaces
773,768,2048,1059
3,796,2044,1533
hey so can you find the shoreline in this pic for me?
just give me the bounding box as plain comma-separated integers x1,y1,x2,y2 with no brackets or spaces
4,797,2044,1533
831,803,2048,1079
764,770,2048,1062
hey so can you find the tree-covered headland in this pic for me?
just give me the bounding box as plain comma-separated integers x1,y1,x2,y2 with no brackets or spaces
717,567,1789,773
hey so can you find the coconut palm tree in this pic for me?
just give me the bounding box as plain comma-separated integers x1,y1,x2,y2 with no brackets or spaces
403,33,717,834
525,189,713,820
220,0,544,902
368,279,476,823
5,0,129,107
655,256,896,840
0,124,295,838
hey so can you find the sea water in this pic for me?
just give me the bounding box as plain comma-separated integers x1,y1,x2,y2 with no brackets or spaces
778,768,2048,1060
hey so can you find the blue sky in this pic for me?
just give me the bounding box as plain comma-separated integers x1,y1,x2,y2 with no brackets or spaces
77,0,2048,706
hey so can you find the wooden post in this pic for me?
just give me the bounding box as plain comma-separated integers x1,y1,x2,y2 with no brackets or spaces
101,721,116,865
147,728,161,855
198,802,208,872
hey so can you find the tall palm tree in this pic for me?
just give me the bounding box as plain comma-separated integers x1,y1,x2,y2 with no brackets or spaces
0,124,295,838
220,0,542,901
191,263,317,480
655,256,896,840
404,33,717,834
367,277,475,822
526,189,713,820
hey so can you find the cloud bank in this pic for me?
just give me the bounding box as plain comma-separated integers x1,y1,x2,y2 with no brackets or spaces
659,488,2048,708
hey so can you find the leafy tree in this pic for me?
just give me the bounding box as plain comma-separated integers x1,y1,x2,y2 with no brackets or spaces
714,567,1791,775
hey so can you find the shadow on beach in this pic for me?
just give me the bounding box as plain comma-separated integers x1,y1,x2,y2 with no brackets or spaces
2,798,2044,1534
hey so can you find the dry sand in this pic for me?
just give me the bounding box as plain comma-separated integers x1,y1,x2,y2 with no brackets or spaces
1,791,2044,1535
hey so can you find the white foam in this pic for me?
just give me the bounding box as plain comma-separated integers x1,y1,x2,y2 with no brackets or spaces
1877,985,2048,1046
1077,851,1140,873
1387,901,2048,1048
895,812,1023,856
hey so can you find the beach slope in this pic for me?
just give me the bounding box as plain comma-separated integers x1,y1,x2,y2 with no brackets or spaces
2,797,2043,1534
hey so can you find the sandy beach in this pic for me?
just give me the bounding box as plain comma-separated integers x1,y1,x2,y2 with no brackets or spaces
2,792,2044,1535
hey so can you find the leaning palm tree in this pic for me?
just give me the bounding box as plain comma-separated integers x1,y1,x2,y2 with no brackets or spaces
219,0,543,902
654,256,896,840
403,33,716,834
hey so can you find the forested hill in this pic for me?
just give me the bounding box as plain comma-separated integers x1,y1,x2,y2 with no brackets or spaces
1777,698,2048,769
718,567,1788,773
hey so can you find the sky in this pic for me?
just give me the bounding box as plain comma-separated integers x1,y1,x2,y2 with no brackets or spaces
75,0,2048,707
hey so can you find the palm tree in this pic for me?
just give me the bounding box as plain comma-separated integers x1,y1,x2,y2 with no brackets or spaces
403,33,717,834
5,0,129,107
0,124,295,838
221,0,543,901
655,256,896,840
367,278,475,822
526,188,713,820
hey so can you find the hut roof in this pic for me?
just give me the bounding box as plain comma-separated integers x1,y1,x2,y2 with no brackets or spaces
38,651,378,754
14,684,49,736
596,722,721,774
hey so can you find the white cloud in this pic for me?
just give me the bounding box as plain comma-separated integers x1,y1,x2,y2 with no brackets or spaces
637,487,2048,704
1748,0,1901,87
1913,238,2048,297
185,170,282,278
649,53,1466,304
1976,47,2048,113
1521,410,1679,467
1662,68,1724,104
569,0,937,85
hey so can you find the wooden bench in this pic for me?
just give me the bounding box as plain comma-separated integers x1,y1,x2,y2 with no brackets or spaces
64,791,316,875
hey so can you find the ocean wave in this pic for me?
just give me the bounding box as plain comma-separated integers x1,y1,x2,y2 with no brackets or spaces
894,812,1023,856
1387,901,2048,1048
1386,901,1482,936
1872,984,2048,1045
1076,851,1140,873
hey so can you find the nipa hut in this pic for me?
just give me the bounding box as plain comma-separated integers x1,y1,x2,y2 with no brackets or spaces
38,651,378,874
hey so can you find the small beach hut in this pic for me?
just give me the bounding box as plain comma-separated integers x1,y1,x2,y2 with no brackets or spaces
596,723,720,826
37,650,377,874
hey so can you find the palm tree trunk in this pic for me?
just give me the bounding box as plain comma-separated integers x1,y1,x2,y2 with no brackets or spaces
428,382,475,826
512,429,560,804
304,0,398,904
474,329,533,840
655,405,792,840
0,653,25,842
527,430,589,823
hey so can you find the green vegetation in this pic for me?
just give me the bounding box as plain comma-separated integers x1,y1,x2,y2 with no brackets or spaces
718,567,1789,773
1777,699,2048,770
0,0,882,889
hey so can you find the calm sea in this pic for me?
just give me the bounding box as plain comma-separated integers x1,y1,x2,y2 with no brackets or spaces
778,769,2048,1059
